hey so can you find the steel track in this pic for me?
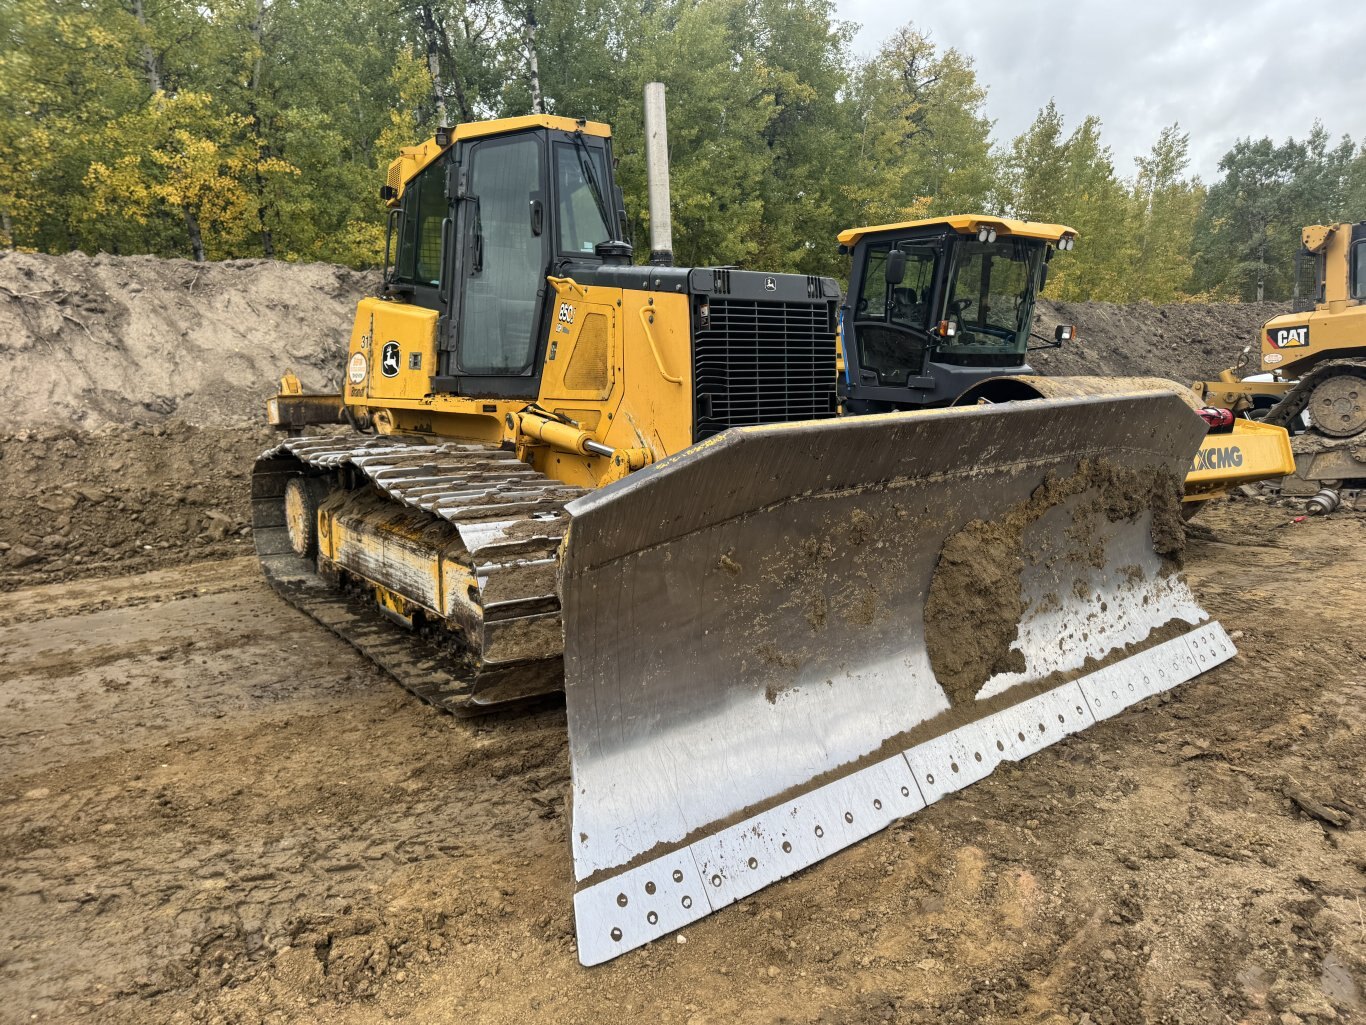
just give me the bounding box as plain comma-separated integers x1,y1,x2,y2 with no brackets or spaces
251,432,587,715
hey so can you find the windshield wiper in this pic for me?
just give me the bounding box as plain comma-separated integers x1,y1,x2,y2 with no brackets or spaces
572,131,613,241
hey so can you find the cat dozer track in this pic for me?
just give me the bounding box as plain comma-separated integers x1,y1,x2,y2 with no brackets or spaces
251,434,587,714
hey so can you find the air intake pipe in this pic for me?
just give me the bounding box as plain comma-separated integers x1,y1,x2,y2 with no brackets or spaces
643,82,674,267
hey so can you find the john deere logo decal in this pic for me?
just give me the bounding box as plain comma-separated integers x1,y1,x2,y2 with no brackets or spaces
764,277,777,291
1268,325,1309,348
380,341,401,377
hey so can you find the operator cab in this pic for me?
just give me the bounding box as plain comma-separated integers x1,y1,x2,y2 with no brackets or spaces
379,116,629,398
838,216,1076,412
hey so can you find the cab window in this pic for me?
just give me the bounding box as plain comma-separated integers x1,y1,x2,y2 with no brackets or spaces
856,243,938,329
394,158,448,287
554,142,611,256
457,134,545,375
938,240,1041,354
1353,240,1366,300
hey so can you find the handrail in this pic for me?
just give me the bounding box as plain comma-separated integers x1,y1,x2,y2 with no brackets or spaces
638,304,682,385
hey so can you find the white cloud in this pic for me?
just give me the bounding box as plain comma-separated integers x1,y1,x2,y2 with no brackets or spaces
834,0,1366,181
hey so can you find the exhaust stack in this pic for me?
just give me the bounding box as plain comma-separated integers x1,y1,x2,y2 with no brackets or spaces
643,82,673,267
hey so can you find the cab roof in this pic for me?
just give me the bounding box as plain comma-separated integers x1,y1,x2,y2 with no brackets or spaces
386,115,612,204
837,215,1077,247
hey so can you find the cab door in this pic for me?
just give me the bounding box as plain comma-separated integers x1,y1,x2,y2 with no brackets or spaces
850,241,941,386
454,132,550,393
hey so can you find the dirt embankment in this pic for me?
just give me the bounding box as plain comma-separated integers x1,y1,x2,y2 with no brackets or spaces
0,250,1285,434
0,423,273,588
0,251,371,584
1033,299,1284,383
0,250,367,429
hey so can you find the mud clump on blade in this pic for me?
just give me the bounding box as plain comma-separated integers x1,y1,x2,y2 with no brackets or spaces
1145,472,1187,560
925,518,1028,706
924,458,1186,705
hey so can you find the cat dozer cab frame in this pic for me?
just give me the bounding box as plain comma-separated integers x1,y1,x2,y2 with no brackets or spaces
256,86,1237,964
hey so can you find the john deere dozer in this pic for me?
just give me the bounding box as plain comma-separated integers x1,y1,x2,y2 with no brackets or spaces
256,86,1248,965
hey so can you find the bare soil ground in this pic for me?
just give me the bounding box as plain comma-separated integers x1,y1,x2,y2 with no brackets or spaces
1,253,1362,1024
1,500,1362,1025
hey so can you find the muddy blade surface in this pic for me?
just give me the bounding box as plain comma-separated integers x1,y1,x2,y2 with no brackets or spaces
559,393,1236,965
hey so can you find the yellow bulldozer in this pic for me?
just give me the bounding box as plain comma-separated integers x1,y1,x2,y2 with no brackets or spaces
1193,220,1366,500
255,86,1270,965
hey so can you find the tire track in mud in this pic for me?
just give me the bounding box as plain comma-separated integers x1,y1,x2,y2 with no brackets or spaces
0,557,574,1021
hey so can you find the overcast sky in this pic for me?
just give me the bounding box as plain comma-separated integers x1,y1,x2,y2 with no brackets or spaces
834,0,1366,183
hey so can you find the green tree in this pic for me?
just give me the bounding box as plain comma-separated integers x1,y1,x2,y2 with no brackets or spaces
610,0,777,267
1001,102,1131,300
0,0,149,251
1193,126,1358,301
1128,124,1203,302
841,27,995,233
85,91,299,260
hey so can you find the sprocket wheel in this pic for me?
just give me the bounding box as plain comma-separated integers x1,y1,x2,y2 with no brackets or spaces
1308,374,1366,438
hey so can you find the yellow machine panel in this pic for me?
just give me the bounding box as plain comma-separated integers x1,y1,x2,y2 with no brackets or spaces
541,283,619,404
1183,420,1296,504
345,298,439,405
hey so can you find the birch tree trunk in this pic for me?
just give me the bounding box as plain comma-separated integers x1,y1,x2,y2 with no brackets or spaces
248,0,274,257
523,7,545,114
132,0,162,93
418,4,448,124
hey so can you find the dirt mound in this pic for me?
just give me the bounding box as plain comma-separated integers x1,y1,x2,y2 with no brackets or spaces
0,251,369,429
1033,298,1284,383
0,251,1287,431
0,423,274,587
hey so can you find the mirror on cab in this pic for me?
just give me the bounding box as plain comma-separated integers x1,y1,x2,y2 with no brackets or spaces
884,248,906,285
1054,324,1075,344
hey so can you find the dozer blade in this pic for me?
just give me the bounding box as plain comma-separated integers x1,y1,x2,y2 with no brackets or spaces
559,391,1235,965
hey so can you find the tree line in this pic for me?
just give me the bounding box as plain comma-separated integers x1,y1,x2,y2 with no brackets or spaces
5,0,1365,302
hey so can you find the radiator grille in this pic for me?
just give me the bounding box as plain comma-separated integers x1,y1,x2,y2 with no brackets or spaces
693,297,839,441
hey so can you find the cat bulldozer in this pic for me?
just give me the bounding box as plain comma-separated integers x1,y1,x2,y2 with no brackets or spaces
1192,221,1366,500
255,86,1243,965
835,216,1294,513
